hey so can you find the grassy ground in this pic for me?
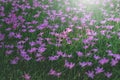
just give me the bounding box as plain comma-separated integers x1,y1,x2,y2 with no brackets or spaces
0,0,120,80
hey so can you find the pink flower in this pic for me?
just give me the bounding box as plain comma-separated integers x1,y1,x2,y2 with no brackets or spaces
104,72,112,78
49,55,59,61
105,25,114,29
72,16,78,21
76,51,83,57
5,50,13,55
38,47,46,53
64,60,75,69
56,51,63,56
113,54,120,60
99,58,109,65
37,23,48,30
85,71,95,79
48,69,56,75
93,55,101,60
0,33,5,41
79,62,87,67
95,67,104,74
79,62,92,67
12,24,17,29
29,41,36,46
65,28,72,33
34,12,41,18
83,45,89,49
10,57,20,64
22,73,31,80
48,69,62,77
66,7,71,12
110,59,118,66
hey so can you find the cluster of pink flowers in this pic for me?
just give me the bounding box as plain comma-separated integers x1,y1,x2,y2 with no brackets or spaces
0,0,120,79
